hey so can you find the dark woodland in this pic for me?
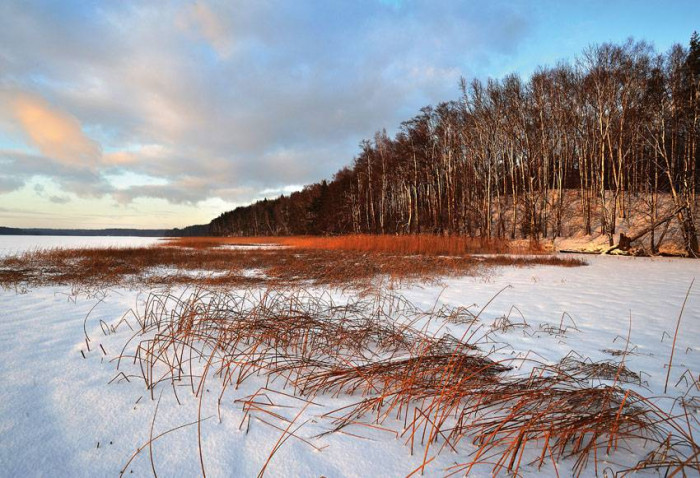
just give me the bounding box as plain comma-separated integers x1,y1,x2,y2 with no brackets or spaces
211,35,700,255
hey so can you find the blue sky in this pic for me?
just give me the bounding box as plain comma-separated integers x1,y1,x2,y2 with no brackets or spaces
0,0,697,228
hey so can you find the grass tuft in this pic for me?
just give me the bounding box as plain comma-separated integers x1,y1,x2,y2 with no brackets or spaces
110,287,697,477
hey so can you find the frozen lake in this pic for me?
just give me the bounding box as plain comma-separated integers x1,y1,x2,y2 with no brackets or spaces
0,235,164,257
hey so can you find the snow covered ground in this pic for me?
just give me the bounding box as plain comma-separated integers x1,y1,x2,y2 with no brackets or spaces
0,237,698,477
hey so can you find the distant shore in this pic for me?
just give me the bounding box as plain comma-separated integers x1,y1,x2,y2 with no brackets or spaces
0,225,209,237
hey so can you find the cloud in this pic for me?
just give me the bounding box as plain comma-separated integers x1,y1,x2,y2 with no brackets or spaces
49,194,70,204
102,144,170,166
0,0,535,226
180,1,234,58
0,176,23,193
0,148,110,198
7,90,100,169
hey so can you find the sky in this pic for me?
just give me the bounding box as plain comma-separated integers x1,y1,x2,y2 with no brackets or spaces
0,1,698,229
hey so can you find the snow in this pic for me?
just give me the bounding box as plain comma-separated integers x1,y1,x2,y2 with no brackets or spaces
0,236,698,477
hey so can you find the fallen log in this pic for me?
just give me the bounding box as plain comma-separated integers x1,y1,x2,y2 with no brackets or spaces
601,206,684,255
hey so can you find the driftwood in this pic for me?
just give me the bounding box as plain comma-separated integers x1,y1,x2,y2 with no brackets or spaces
602,206,685,255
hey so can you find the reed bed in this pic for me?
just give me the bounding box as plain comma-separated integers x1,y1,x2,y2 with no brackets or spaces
165,234,546,256
0,244,583,290
112,287,699,477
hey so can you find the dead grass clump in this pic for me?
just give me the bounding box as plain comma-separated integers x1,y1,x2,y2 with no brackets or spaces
300,352,510,398
285,234,545,256
119,289,431,394
165,234,547,256
0,245,585,291
481,255,584,268
454,379,660,477
163,236,287,249
108,287,698,477
554,355,641,384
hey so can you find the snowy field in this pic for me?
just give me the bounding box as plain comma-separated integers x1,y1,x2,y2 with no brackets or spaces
0,236,698,477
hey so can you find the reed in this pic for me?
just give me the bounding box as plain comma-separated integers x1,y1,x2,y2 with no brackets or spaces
0,243,584,291
166,234,547,256
111,287,697,477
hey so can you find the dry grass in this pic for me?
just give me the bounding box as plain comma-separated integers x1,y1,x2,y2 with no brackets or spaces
0,242,583,290
166,234,547,256
111,287,699,477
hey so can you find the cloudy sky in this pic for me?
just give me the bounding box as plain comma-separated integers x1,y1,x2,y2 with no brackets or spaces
0,0,697,229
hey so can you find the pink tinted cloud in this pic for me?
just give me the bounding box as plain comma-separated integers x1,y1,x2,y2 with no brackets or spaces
11,91,101,169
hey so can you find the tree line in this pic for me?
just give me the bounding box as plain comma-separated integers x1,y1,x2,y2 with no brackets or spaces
210,34,700,255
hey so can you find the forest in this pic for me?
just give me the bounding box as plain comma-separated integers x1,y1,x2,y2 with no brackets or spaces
210,35,700,255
